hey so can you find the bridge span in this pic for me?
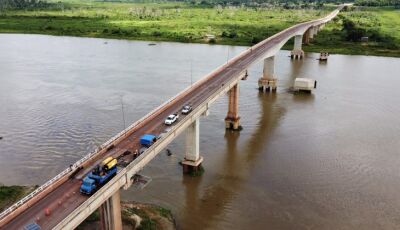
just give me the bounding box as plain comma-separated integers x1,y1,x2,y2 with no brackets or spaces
0,4,349,230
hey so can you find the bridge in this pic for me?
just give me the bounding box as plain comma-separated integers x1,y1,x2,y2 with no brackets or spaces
0,4,350,230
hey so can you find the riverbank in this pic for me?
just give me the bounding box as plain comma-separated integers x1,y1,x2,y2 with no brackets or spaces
0,185,36,212
0,2,326,45
0,1,398,57
306,7,400,57
77,201,176,230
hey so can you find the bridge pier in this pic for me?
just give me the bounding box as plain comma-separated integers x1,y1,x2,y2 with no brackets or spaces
304,25,322,45
291,35,304,59
303,29,311,45
313,26,319,36
307,27,314,40
182,118,203,174
258,56,277,92
225,83,241,130
99,191,122,230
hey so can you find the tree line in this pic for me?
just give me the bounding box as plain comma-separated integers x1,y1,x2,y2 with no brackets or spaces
355,0,399,7
0,0,51,10
1,0,398,10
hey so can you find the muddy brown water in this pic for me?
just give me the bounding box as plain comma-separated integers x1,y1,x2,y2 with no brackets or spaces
1,34,400,229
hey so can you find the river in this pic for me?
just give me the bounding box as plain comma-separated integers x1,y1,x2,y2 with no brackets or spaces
0,34,400,229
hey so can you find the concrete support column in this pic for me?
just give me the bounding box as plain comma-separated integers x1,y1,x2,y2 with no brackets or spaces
303,29,310,45
258,56,277,92
291,35,304,59
225,83,241,130
294,35,302,50
182,118,203,173
99,191,122,230
313,26,319,36
309,27,315,40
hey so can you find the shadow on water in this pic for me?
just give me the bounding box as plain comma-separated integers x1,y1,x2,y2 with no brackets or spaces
291,91,315,103
180,92,286,229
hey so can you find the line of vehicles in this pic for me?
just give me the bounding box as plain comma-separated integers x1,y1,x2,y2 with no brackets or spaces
79,104,193,196
24,105,194,229
164,105,192,125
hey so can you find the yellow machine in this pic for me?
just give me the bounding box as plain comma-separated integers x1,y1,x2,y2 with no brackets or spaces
101,157,117,171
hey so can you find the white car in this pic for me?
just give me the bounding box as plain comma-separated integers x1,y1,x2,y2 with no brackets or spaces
181,105,192,114
164,114,179,125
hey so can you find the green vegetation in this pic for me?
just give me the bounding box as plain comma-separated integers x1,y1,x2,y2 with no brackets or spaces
0,0,53,10
305,7,400,57
0,0,329,45
0,0,398,57
123,203,175,230
77,202,175,230
157,207,173,219
355,0,399,7
124,207,158,230
0,184,36,212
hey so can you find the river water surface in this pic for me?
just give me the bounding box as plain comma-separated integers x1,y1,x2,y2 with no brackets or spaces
1,34,400,229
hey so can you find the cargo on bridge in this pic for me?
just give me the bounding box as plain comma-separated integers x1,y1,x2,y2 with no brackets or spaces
80,157,118,195
140,134,159,147
101,156,117,171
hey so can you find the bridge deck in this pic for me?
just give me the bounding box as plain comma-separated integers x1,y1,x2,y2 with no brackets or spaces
0,6,342,230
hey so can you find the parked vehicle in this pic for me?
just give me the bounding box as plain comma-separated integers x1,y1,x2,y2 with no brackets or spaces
181,105,192,115
140,134,158,147
164,113,179,125
24,223,41,230
80,157,118,195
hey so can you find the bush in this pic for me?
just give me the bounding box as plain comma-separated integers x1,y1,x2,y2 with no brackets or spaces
228,31,237,38
152,31,162,36
251,36,261,44
111,28,121,34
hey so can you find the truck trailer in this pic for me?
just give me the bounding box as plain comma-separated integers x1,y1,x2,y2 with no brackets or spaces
80,157,118,195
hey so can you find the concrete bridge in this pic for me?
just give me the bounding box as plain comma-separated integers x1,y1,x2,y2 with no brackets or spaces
0,4,349,230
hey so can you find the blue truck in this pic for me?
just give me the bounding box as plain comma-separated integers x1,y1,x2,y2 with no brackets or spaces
80,157,118,195
140,134,158,147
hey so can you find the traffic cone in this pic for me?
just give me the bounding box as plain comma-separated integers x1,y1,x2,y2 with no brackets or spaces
45,208,51,216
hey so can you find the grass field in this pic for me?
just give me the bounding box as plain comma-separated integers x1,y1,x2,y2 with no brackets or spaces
307,7,400,57
0,1,398,57
0,1,328,45
0,185,35,212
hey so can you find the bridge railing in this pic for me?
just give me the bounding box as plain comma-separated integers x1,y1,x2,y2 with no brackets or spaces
0,167,71,220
